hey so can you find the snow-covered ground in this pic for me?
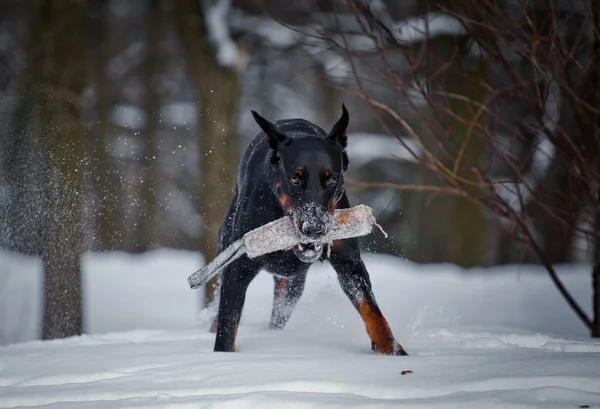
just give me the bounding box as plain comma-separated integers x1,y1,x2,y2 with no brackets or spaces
1,249,599,408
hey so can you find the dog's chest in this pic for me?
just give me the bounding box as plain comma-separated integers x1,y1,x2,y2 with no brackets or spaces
259,250,312,277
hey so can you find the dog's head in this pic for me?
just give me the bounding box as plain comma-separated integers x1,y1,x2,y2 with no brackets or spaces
251,105,350,262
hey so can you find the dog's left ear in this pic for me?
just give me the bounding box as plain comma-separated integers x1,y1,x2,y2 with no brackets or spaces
251,110,292,164
251,110,291,150
326,104,349,149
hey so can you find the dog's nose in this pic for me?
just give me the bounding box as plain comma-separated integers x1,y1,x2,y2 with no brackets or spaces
301,223,325,239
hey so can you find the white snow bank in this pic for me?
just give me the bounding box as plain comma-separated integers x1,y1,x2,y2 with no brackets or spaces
347,132,420,166
83,249,203,335
1,334,599,408
0,251,42,345
0,248,203,344
0,249,595,344
1,249,599,408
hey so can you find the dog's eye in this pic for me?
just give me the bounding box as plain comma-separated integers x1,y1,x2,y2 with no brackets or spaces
325,176,337,187
290,176,301,186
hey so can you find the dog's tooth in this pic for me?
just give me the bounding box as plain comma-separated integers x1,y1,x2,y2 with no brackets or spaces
298,244,305,251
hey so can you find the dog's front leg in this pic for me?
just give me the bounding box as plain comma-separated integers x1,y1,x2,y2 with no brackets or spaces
214,258,260,352
329,240,408,356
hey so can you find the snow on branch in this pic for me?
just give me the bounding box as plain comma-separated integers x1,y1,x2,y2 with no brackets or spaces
229,10,300,48
203,0,239,67
393,12,467,44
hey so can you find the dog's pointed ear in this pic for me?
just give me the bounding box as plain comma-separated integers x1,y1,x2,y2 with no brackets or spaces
326,103,349,149
251,110,290,150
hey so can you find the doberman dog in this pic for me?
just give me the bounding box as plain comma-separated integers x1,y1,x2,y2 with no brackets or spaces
212,105,407,355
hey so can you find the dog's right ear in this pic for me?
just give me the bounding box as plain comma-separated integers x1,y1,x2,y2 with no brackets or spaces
251,110,291,151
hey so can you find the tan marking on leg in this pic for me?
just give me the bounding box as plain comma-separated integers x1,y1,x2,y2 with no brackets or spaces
232,325,239,352
276,278,289,295
357,299,400,354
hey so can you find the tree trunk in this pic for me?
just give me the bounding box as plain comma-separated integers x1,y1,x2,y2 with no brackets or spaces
133,0,162,252
525,154,584,263
590,0,600,338
174,1,239,305
88,0,124,252
1,89,44,256
593,247,600,338
408,33,489,267
25,0,86,339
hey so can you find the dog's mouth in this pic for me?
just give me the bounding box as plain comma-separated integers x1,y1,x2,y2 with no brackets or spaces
292,242,323,263
288,204,333,263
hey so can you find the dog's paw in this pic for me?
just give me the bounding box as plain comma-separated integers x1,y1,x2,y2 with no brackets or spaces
371,340,409,356
268,322,285,330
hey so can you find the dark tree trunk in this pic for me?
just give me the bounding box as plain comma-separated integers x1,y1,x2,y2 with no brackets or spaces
593,248,600,338
133,0,162,252
407,33,489,267
88,0,124,252
25,0,87,339
525,153,584,264
1,89,44,256
174,0,239,305
590,0,600,339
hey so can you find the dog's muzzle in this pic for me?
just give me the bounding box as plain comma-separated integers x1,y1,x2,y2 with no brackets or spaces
292,242,324,263
291,204,333,263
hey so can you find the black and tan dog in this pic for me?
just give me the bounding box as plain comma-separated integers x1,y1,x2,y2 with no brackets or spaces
212,105,407,355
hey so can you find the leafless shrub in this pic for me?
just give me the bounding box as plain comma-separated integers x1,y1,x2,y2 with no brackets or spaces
308,0,600,336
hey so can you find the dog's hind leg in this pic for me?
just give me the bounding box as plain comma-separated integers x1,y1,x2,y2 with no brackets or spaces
269,271,308,330
214,257,260,352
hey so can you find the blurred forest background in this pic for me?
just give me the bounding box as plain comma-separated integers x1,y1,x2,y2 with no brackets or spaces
1,0,599,340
